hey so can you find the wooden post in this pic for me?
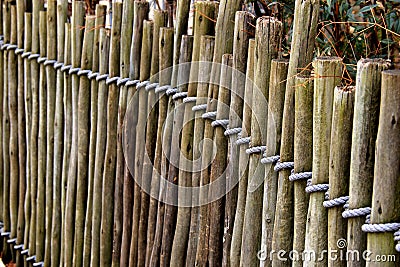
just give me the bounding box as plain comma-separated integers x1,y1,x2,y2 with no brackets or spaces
230,39,255,267
260,59,288,266
60,22,72,265
64,2,85,266
327,86,355,267
23,12,32,260
303,57,342,267
143,11,168,267
44,2,56,265
99,3,122,266
125,2,149,266
89,28,110,267
15,1,26,264
148,26,174,267
0,0,5,228
240,17,282,267
36,11,47,262
346,58,390,267
118,0,135,265
169,35,195,267
223,12,255,266
82,5,106,267
185,36,215,267
366,69,400,265
74,15,95,267
292,76,313,267
1,2,11,262
133,20,153,267
50,0,67,261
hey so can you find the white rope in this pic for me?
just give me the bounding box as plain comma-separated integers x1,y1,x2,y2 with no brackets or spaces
155,84,171,94
37,57,47,64
362,222,400,233
21,249,29,255
14,244,24,250
28,53,40,60
61,64,72,72
172,92,188,100
166,88,178,96
68,67,80,75
274,161,294,172
246,145,266,155
44,59,57,66
6,44,18,50
145,82,158,91
183,97,197,103
202,111,217,120
137,81,150,90
0,231,10,237
211,119,229,128
96,74,109,82
236,136,251,146
54,62,64,69
224,127,242,136
288,171,312,181
15,48,24,55
77,69,91,76
192,104,208,112
21,51,31,58
32,262,44,267
323,195,349,208
261,155,280,165
106,76,120,85
126,79,140,87
26,255,36,262
305,179,329,193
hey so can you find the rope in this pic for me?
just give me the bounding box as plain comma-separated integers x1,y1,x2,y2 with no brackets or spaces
21,51,31,58
21,249,29,255
96,74,109,82
61,64,72,72
183,97,197,104
288,171,312,181
106,76,120,85
32,262,44,267
28,53,40,60
136,81,149,90
261,155,280,165
166,88,178,96
236,136,251,146
211,119,229,128
274,161,294,172
7,238,16,244
14,244,24,250
323,195,349,208
202,111,217,120
77,69,91,76
145,82,158,91
224,127,242,136
37,57,47,64
155,84,171,94
126,79,140,87
362,222,400,233
246,145,266,155
305,179,329,193
15,48,25,55
172,92,188,100
26,255,36,262
117,77,130,86
54,62,64,70
192,104,208,112
68,67,80,75
44,59,57,66
0,231,10,237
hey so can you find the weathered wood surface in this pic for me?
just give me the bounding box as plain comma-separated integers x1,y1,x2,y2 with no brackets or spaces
346,58,390,267
260,59,288,267
303,57,342,267
327,86,355,267
366,69,400,266
241,17,282,267
230,39,255,267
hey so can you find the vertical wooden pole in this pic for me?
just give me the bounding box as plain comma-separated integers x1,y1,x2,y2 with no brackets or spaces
89,28,110,267
119,0,136,264
73,15,95,267
64,2,85,266
36,10,47,263
82,6,106,267
303,57,342,267
185,36,215,267
126,3,149,266
230,39,255,267
44,2,57,265
327,86,355,267
223,12,255,267
143,11,168,267
23,12,32,260
346,58,390,267
280,1,319,264
169,35,195,267
1,2,11,262
292,76,313,266
99,3,122,266
260,59,288,267
51,0,67,262
60,23,72,265
240,17,282,267
366,69,400,266
0,0,5,228
15,1,26,264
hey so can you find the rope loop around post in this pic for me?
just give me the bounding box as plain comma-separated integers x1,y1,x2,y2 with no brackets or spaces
96,74,109,82
37,57,47,64
235,136,251,146
211,119,229,128
44,59,57,66
224,127,242,136
21,51,32,58
126,79,140,87
361,222,400,233
117,77,131,86
183,96,197,104
305,179,329,193
323,195,349,208
145,82,158,91
155,84,171,94
288,170,312,181
172,92,187,100
26,255,36,262
77,69,91,76
28,53,40,60
192,104,208,112
54,62,64,70
21,249,29,255
261,155,280,165
274,161,294,172
68,67,80,75
61,64,72,73
136,80,149,90
202,111,217,120
246,145,266,155
106,76,120,85
15,48,25,55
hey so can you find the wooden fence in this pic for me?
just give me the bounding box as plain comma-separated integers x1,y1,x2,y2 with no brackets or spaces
0,0,399,266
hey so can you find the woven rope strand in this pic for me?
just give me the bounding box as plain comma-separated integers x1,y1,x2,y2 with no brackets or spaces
224,127,242,136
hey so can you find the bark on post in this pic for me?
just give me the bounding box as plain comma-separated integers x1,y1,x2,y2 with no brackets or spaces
0,0,6,229
126,3,149,266
230,39,255,267
83,6,106,267
36,11,47,263
51,0,68,265
223,12,255,267
60,23,72,265
327,86,355,267
44,2,57,265
74,15,95,267
89,28,110,267
64,2,85,266
15,2,26,264
292,76,313,266
185,36,215,267
144,11,168,267
303,57,342,267
240,17,282,267
260,59,288,266
366,69,400,265
99,3,122,266
118,0,136,264
129,20,153,267
149,26,174,267
346,58,390,267
169,35,195,267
